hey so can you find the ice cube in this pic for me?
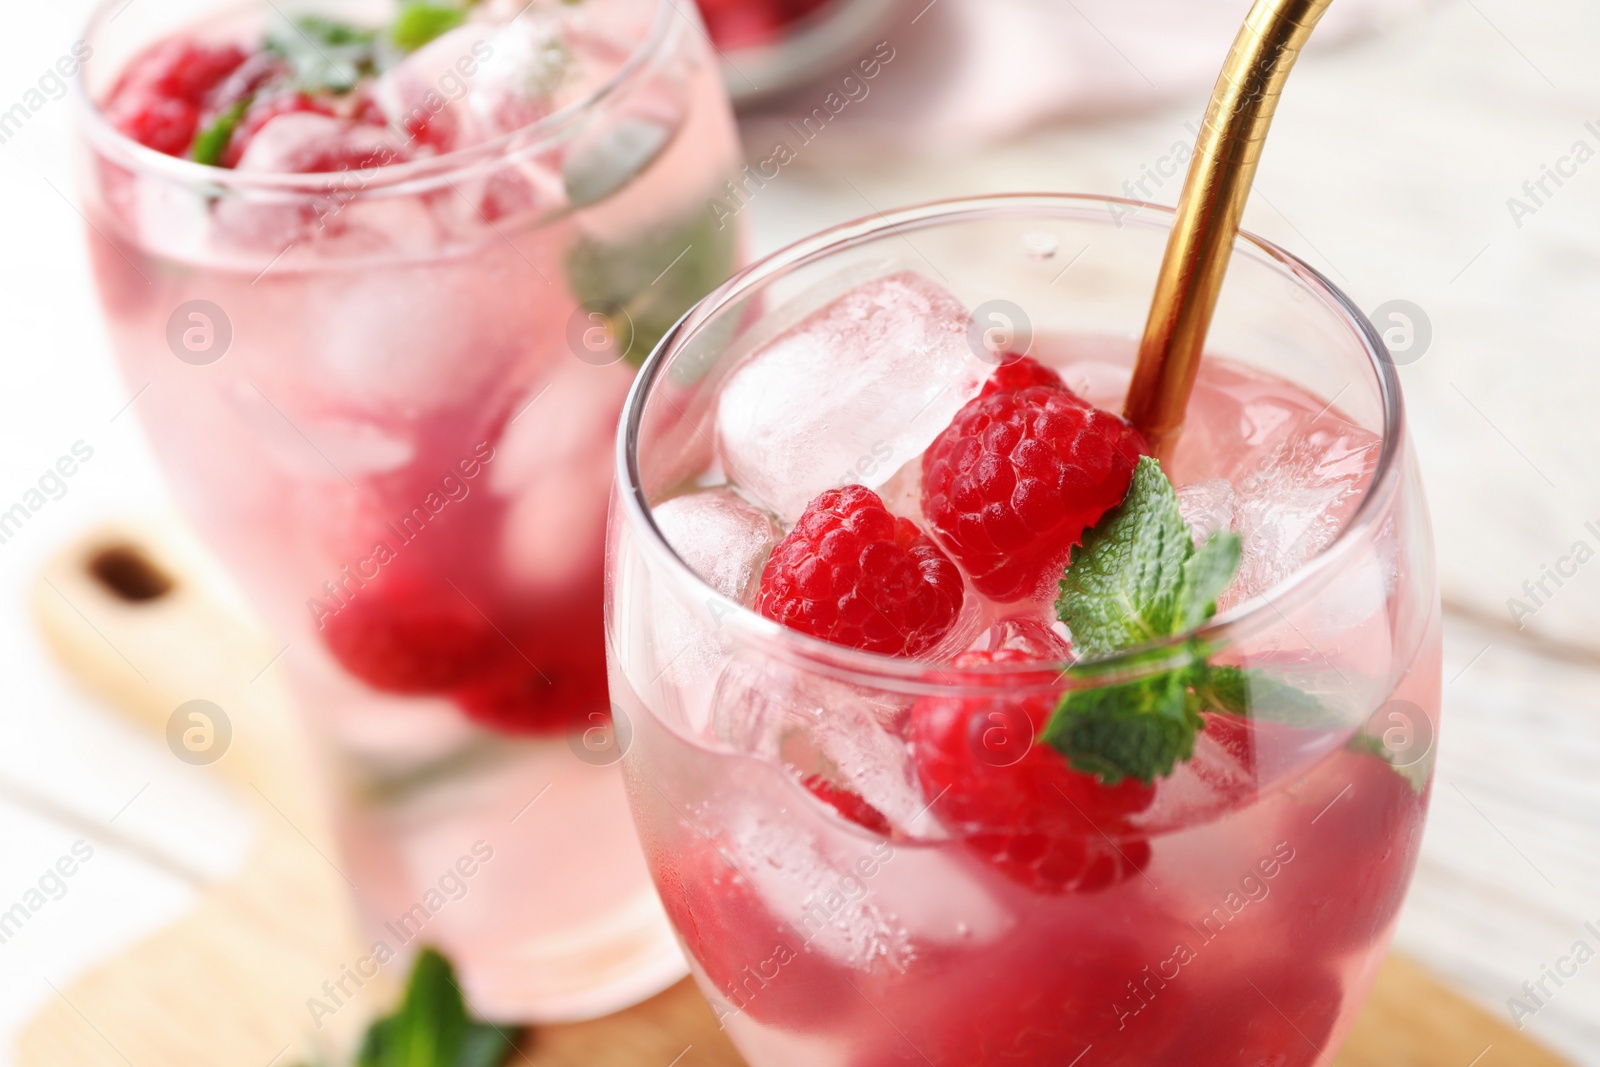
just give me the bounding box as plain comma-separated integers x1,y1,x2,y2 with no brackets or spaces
653,487,782,603
234,112,407,174
806,688,937,838
456,18,570,136
966,616,1073,660
708,655,799,756
496,359,637,589
217,113,423,254
711,662,943,840
706,672,1012,956
368,25,532,153
267,264,524,416
1178,478,1238,545
715,272,993,522
131,170,213,261
1226,420,1381,603
713,800,916,971
644,490,783,700
703,790,1014,965
709,786,1011,967
223,381,414,479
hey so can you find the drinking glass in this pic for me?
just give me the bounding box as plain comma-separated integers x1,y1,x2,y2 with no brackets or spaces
608,193,1439,1064
77,0,743,1020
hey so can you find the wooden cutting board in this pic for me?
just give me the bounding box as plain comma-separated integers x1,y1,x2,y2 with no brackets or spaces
17,522,1571,1067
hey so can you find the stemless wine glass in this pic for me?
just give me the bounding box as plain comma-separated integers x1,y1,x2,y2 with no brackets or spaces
77,0,742,1021
608,194,1439,1064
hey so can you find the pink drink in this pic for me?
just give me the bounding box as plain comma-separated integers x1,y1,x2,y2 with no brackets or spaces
78,0,741,1019
608,197,1439,1063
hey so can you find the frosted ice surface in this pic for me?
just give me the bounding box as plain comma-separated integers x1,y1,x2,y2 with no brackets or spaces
1227,421,1381,601
223,382,414,478
715,790,1010,964
715,271,992,522
716,802,915,971
1178,478,1238,545
294,270,513,413
220,113,429,255
234,112,406,174
708,664,927,827
654,488,782,603
640,490,781,702
370,25,557,152
807,687,936,839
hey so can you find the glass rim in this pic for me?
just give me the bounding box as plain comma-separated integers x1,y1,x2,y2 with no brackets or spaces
615,192,1407,690
73,0,681,195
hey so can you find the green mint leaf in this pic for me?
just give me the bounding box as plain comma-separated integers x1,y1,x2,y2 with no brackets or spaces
392,2,467,52
1046,456,1245,783
266,16,382,94
1041,669,1200,785
454,1026,521,1067
191,97,251,167
1180,531,1242,630
563,117,671,208
356,947,520,1067
564,208,738,368
1190,664,1350,731
1046,457,1375,785
1055,456,1191,657
1196,664,1428,791
1344,730,1432,795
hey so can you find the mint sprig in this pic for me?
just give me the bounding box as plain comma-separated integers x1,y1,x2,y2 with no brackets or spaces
1047,457,1241,782
191,97,251,167
354,947,520,1067
1045,455,1420,789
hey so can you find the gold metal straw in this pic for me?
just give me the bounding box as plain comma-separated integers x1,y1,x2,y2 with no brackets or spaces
1124,0,1335,457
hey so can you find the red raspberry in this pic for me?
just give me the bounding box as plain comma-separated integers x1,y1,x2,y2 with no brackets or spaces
801,775,892,836
922,357,1146,602
979,353,1068,396
103,39,248,157
450,589,610,735
109,96,201,158
697,0,784,48
450,650,601,735
911,649,1155,894
697,0,834,48
756,485,963,658
320,566,502,694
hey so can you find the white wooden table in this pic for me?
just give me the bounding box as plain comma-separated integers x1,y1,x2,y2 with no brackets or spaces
1,0,1598,1063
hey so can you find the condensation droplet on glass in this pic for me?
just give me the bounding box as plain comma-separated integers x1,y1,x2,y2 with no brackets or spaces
955,921,971,938
1023,231,1058,260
